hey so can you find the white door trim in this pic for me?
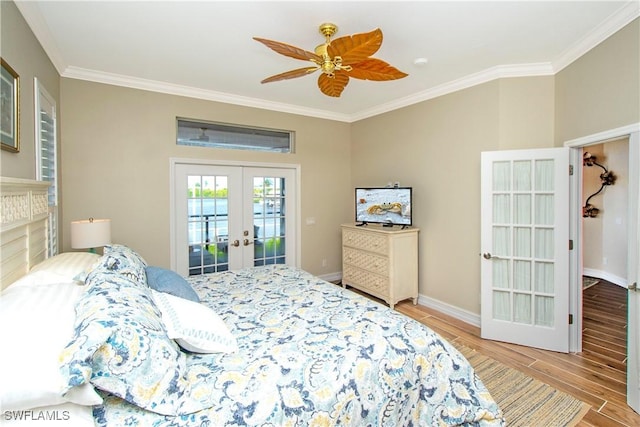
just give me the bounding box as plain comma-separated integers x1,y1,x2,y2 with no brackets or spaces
564,122,640,414
169,157,302,272
563,123,640,352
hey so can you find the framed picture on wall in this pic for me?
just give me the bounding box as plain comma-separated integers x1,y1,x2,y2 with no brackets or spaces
1,58,20,153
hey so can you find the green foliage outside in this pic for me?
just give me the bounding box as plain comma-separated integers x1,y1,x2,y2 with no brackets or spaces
263,237,284,256
188,182,228,198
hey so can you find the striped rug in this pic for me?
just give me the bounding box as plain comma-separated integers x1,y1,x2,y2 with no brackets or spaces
452,342,590,427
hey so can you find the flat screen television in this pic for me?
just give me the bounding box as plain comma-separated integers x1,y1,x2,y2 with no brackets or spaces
355,187,412,227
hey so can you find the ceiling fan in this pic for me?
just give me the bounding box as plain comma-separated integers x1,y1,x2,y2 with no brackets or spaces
253,23,408,97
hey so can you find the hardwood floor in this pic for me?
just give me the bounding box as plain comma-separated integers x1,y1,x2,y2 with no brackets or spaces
390,280,640,426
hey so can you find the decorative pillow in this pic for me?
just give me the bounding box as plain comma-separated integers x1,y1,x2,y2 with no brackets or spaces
151,289,237,354
29,252,102,284
0,283,103,411
102,244,148,286
146,266,200,302
59,270,208,416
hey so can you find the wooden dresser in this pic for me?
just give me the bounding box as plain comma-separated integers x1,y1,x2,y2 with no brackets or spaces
341,223,419,309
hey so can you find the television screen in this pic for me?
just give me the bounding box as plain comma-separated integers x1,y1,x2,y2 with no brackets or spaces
355,187,412,226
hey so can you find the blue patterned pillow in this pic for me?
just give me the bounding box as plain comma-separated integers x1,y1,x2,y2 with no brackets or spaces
146,266,199,302
102,244,148,287
59,270,208,415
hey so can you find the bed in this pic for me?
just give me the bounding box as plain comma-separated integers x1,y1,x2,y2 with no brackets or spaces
0,178,504,426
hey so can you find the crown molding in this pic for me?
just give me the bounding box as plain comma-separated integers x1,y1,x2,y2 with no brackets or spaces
14,1,67,74
350,62,555,121
552,1,640,72
19,0,639,124
62,67,353,123
64,62,555,123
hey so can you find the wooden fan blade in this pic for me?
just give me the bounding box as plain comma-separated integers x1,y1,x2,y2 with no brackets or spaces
347,58,408,81
327,28,383,65
318,72,349,97
260,66,319,83
253,37,321,63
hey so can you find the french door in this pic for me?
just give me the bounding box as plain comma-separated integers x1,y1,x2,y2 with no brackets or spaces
480,148,570,352
173,163,297,276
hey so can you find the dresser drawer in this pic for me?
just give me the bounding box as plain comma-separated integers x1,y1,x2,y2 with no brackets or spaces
342,228,388,255
343,265,390,297
343,247,389,276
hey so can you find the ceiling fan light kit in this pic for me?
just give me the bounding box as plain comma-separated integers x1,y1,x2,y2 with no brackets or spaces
254,23,408,97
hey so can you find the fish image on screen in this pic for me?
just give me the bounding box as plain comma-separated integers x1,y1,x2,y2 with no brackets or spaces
355,187,412,227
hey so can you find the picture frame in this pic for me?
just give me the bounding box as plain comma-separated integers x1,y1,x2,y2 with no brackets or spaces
1,58,20,152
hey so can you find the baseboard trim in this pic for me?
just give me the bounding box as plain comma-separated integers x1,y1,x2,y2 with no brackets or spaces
417,294,481,328
317,272,343,283
583,268,627,288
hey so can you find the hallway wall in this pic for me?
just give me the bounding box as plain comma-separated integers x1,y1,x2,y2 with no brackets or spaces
582,138,629,285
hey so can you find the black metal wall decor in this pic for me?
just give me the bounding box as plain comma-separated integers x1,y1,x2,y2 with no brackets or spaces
583,152,616,218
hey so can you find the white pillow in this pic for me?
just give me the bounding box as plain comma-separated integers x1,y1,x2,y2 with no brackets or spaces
8,270,76,288
0,283,103,411
151,290,238,354
30,252,101,283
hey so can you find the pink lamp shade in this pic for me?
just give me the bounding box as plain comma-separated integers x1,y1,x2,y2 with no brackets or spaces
70,218,111,250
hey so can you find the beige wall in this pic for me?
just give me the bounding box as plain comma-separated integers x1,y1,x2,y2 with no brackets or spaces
60,80,352,273
349,18,637,314
582,144,605,272
0,0,60,179
555,18,639,144
3,2,639,316
582,139,630,283
351,77,555,313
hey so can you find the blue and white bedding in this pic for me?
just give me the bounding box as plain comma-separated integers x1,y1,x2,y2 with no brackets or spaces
50,245,504,426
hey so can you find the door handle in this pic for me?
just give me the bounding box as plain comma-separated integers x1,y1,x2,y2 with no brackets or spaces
629,282,638,292
482,252,507,260
243,238,254,246
231,240,240,247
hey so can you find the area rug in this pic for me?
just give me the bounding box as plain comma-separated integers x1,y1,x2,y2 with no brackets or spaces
452,342,590,427
583,276,600,290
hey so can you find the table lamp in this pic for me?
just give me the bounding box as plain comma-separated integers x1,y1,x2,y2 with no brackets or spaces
70,218,111,253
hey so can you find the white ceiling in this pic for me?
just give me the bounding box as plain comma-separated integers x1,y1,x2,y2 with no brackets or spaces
16,1,639,122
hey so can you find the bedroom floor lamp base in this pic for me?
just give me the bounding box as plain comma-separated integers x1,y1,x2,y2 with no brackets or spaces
71,218,111,253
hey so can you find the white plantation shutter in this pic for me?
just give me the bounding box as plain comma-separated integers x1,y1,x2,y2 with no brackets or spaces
35,79,58,255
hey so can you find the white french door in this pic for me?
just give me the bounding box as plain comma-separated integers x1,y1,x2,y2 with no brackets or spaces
627,132,640,414
480,148,570,352
172,163,297,276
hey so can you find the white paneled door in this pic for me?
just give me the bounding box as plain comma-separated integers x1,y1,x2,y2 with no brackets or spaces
481,148,570,352
625,131,640,414
173,163,297,276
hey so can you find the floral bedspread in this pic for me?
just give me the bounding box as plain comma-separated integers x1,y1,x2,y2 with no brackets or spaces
93,265,504,426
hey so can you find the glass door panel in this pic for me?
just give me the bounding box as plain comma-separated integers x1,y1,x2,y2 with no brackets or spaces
187,175,230,275
243,168,296,269
173,163,297,276
252,176,286,267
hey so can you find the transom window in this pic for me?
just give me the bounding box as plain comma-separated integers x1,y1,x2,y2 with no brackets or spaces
176,118,294,153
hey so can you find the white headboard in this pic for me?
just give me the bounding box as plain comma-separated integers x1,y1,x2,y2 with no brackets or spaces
0,177,51,290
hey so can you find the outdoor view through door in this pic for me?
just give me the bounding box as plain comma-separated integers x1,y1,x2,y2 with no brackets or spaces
187,174,287,275
173,163,296,276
